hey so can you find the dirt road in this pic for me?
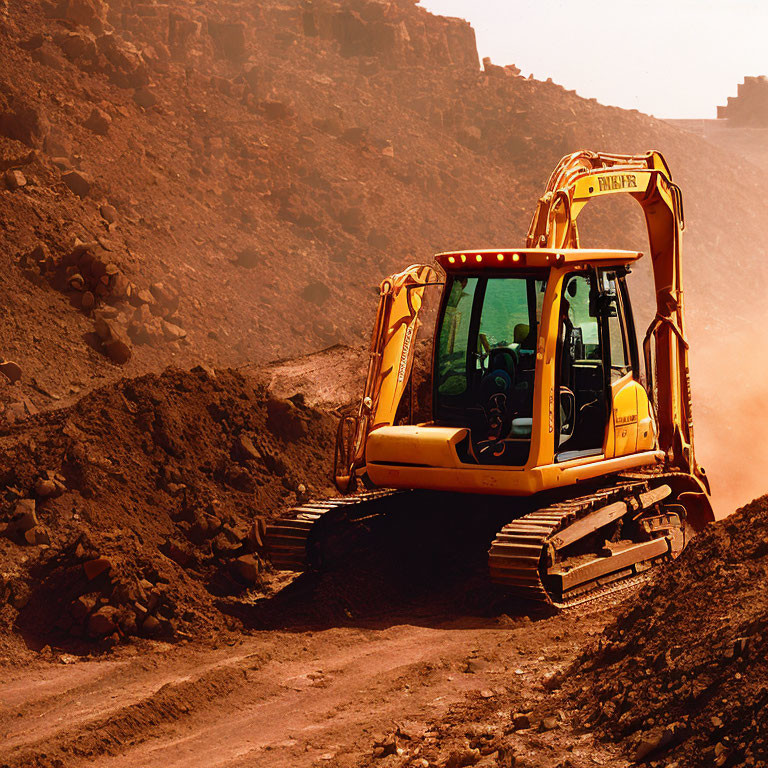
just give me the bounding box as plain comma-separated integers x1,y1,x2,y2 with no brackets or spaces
1,584,631,768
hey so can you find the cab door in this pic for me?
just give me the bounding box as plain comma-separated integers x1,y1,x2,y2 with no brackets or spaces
600,270,641,458
555,272,609,461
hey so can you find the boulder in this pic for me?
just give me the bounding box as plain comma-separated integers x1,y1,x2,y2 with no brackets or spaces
83,106,111,135
133,88,157,109
168,13,201,59
30,527,51,546
105,337,131,364
0,100,50,148
162,321,186,341
511,713,531,730
149,281,179,311
55,30,98,61
266,397,307,442
68,273,85,291
234,433,262,463
99,202,117,223
340,126,368,146
19,33,44,51
62,169,92,198
34,478,58,497
129,316,164,346
83,556,111,580
338,207,365,234
260,99,293,121
96,33,149,89
94,313,132,362
88,606,117,636
234,247,260,268
71,594,97,621
56,0,107,33
235,554,261,583
142,614,161,634
208,20,247,61
52,156,73,170
4,169,26,189
11,500,38,534
132,288,155,307
302,280,330,305
0,361,22,384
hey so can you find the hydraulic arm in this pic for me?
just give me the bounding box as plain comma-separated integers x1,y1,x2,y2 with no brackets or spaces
527,150,706,487
334,263,439,492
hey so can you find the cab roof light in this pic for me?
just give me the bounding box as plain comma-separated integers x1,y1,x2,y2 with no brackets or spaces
511,253,520,262
460,253,467,263
496,253,505,262
475,254,483,263
447,255,456,264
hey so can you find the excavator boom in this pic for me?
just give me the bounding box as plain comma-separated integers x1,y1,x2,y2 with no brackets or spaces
334,263,439,492
527,150,705,486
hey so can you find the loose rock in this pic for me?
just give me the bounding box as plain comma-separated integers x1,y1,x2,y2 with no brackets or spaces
5,169,26,189
62,169,92,198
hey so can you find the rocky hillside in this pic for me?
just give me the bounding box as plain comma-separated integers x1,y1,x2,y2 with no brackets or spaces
718,76,768,126
0,0,766,510
573,494,768,767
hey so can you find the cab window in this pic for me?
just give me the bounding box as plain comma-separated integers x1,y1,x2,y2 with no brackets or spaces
436,277,477,396
601,271,631,382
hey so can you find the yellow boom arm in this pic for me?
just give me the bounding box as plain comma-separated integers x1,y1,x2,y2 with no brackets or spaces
528,150,706,486
334,264,439,492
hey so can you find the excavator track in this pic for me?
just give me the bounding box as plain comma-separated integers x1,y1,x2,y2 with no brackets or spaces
264,489,404,571
267,477,687,611
489,479,682,607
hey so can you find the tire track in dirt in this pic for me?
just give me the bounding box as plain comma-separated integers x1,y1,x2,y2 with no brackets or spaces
0,613,602,768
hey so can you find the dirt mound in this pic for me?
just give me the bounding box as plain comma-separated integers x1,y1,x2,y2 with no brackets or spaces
570,496,768,767
0,366,336,657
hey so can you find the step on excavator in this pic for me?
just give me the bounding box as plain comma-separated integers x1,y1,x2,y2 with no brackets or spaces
265,150,715,607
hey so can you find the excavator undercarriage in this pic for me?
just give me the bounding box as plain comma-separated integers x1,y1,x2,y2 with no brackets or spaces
266,471,697,607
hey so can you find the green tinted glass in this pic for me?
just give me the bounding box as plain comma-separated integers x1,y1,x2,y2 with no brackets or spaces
437,277,477,396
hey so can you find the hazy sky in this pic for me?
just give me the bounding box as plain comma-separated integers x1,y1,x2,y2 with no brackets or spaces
419,0,767,118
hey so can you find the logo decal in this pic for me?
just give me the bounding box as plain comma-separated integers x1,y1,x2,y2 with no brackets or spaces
598,174,638,192
397,323,415,383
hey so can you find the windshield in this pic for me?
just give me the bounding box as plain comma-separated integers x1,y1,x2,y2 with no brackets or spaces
434,273,547,465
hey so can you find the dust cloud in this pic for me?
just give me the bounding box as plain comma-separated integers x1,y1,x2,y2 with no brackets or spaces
691,320,768,517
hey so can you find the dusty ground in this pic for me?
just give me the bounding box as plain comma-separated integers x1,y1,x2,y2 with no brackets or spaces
0,557,633,768
3,484,766,768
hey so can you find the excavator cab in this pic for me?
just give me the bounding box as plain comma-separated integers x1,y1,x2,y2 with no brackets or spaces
430,253,650,473
364,248,661,496
434,269,546,466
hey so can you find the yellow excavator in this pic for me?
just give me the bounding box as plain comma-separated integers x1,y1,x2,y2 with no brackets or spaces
265,150,714,606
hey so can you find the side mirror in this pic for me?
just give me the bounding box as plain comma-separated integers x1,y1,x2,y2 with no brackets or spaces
558,388,576,446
